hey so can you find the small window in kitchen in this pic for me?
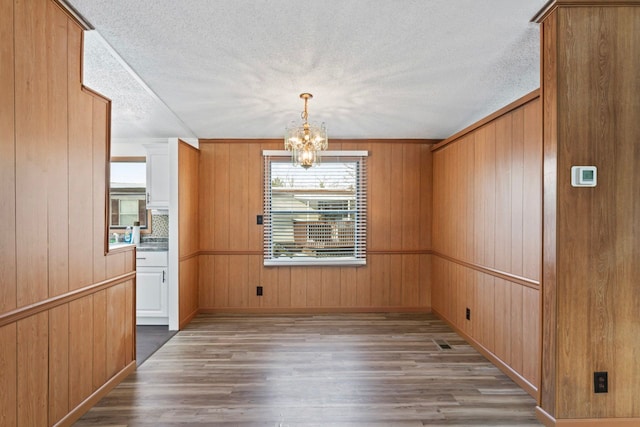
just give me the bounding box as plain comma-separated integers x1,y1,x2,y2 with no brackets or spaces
109,158,149,229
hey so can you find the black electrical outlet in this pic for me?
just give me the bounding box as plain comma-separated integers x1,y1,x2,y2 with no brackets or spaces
594,371,608,393
466,307,471,320
256,286,263,296
256,215,263,225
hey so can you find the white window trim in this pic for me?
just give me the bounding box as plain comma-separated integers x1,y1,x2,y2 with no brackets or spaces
263,150,368,267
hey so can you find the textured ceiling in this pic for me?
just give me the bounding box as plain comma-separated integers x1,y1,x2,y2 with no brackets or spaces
70,0,546,140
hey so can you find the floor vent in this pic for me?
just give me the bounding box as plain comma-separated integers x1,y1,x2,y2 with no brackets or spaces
434,339,452,350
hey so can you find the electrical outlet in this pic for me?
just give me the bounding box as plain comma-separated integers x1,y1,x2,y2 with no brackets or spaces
465,307,471,321
594,372,608,393
256,286,263,296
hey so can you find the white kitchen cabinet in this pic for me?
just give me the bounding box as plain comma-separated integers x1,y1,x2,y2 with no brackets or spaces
136,251,168,325
144,144,169,209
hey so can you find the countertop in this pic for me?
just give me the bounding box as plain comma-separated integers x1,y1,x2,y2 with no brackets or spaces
136,243,168,252
108,242,168,252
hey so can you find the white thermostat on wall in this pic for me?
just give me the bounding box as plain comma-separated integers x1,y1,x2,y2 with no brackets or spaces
571,166,597,187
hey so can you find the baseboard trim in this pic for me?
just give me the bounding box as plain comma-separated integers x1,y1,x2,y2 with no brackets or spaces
432,308,539,399
536,407,640,426
55,361,136,427
179,307,199,329
197,306,432,315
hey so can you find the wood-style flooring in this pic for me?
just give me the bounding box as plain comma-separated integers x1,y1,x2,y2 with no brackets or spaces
136,325,177,366
75,313,541,426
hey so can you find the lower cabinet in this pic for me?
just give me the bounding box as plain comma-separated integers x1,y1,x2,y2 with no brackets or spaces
136,251,168,325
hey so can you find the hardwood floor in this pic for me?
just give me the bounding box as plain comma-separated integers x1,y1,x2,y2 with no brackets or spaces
75,313,541,426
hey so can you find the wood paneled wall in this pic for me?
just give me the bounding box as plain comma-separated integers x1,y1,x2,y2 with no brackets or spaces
431,92,542,397
197,140,434,311
178,140,200,327
537,1,640,422
0,0,136,425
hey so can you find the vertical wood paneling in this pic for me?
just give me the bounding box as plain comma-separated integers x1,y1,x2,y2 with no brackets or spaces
472,131,486,266
540,12,558,413
213,144,230,248
260,261,278,307
522,286,539,386
4,2,136,425
15,0,49,307
355,263,371,307
431,94,541,397
67,23,94,291
370,255,391,307
198,256,214,307
214,255,229,307
401,255,419,307
510,285,523,374
340,267,357,307
420,145,433,249
197,140,432,311
92,289,107,388
179,141,200,323
106,252,125,278
180,255,199,317
460,137,475,262
277,267,291,307
106,285,126,379
389,144,403,249
493,278,511,364
198,146,215,249
306,267,322,307
544,5,640,419
402,145,421,249
369,144,392,250
483,123,496,268
17,313,48,427
248,255,263,307
418,254,431,308
228,255,249,307
0,324,17,427
389,254,403,306
46,3,70,298
290,267,307,307
228,144,249,250
124,281,134,365
478,273,495,353
321,268,341,307
69,296,94,408
510,108,525,277
0,0,16,314
92,98,108,283
494,115,512,273
247,143,263,250
49,305,69,425
522,101,541,282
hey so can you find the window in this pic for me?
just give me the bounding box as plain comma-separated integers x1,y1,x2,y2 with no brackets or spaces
109,159,149,229
263,150,368,266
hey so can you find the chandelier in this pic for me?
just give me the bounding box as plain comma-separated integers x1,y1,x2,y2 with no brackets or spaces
284,93,328,169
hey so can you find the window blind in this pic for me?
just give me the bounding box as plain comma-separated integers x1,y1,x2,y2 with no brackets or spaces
263,150,368,266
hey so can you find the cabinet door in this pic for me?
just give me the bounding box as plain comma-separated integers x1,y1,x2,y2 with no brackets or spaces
136,267,168,318
145,146,169,208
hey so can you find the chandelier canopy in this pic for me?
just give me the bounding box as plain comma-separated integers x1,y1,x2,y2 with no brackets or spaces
284,93,328,169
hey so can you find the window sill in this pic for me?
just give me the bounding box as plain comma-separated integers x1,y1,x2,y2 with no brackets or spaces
264,257,366,267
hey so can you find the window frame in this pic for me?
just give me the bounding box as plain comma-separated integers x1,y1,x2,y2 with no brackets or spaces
262,150,368,267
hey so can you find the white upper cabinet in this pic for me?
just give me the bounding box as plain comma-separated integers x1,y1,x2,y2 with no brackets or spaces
144,143,169,209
